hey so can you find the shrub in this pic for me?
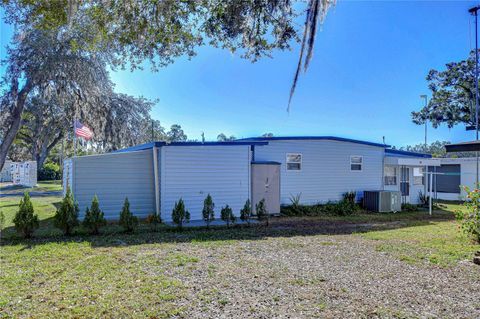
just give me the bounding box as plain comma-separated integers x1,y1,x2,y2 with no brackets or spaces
220,205,236,228
418,191,429,206
456,186,480,243
342,191,356,204
172,198,190,229
202,194,215,228
146,213,162,231
38,162,61,181
401,203,419,212
240,199,253,226
119,197,138,232
13,192,39,238
0,210,5,240
256,199,269,226
83,195,106,235
54,187,80,235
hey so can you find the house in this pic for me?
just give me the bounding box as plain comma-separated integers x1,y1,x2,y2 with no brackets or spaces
63,136,436,222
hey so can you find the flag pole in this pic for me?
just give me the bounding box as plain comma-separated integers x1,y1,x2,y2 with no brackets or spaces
73,118,77,157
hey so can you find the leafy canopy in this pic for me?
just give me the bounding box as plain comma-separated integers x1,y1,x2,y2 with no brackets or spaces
412,50,479,129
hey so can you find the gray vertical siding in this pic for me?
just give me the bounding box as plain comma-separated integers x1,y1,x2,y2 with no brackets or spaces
160,145,251,222
254,140,384,204
71,150,155,220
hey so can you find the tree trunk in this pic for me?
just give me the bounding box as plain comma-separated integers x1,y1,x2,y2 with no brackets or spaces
0,81,32,171
37,132,64,168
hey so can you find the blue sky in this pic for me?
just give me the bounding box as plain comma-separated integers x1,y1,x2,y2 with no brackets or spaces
1,1,480,147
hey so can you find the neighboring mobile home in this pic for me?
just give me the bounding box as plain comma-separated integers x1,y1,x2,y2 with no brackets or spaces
63,136,434,222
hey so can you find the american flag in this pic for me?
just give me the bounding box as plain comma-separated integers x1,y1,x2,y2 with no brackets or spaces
74,120,94,140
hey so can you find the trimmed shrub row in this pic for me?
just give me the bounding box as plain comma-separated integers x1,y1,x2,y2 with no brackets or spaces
11,191,269,238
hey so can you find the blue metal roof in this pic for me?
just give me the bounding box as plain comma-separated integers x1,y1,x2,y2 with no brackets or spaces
115,141,269,153
237,136,389,148
385,149,432,158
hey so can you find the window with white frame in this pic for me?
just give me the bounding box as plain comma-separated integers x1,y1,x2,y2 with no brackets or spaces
384,166,397,185
350,156,363,171
413,167,424,185
286,153,302,170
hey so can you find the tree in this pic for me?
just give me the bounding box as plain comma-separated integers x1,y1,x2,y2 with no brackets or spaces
240,199,253,226
83,195,107,235
262,133,274,138
119,197,138,233
2,1,334,109
167,124,188,142
172,198,190,229
220,205,236,228
255,199,269,226
13,192,39,238
54,187,80,235
217,133,236,142
412,50,477,129
398,141,476,158
202,194,215,228
0,28,113,171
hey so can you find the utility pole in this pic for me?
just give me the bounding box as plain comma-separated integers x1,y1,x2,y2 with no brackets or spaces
470,6,480,186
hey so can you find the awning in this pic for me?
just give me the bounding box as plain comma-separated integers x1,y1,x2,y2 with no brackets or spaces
445,140,480,152
385,156,441,166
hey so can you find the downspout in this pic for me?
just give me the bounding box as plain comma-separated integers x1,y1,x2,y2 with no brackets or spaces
153,146,160,218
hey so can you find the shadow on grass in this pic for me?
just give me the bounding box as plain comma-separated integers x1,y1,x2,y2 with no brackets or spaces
0,209,457,249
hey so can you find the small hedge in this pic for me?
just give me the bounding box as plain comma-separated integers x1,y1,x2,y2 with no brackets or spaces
38,162,61,181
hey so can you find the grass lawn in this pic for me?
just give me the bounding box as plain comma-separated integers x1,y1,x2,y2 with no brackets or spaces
0,180,62,195
1,196,479,318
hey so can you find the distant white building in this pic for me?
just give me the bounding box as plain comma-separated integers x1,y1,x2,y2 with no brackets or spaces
0,160,13,182
10,161,37,187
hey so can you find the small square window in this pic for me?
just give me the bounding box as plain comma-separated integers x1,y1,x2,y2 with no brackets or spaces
286,153,302,171
350,156,363,171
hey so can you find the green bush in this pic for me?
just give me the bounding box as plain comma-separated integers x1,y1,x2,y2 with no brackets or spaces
255,199,269,226
342,191,356,204
13,192,39,238
401,203,419,212
281,199,358,217
202,194,215,228
146,213,162,231
240,199,252,226
83,195,106,235
38,162,61,181
172,198,190,229
220,205,236,228
119,197,138,232
0,210,5,240
54,187,80,235
456,186,480,243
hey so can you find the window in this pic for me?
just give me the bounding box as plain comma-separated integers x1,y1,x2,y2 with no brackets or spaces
413,167,424,185
350,156,362,171
286,153,302,170
384,166,397,185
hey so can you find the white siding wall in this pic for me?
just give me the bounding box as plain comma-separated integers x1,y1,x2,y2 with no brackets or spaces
72,150,155,220
253,140,384,205
161,145,250,222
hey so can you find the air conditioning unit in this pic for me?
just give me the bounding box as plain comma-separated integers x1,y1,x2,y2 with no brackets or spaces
363,191,401,212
